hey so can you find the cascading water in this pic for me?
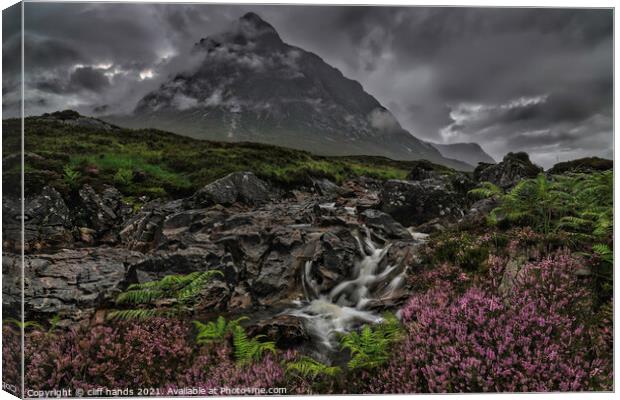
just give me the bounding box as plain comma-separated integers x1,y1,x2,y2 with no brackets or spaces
286,228,408,352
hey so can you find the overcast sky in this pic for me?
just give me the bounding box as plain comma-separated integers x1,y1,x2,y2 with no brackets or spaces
2,4,613,167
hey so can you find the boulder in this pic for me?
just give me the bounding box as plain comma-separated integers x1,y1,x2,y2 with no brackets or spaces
119,199,185,251
311,178,343,197
3,187,74,252
406,160,446,181
78,184,132,241
380,179,467,227
192,172,273,206
474,152,542,188
459,197,500,228
360,209,411,239
3,247,142,321
307,229,358,293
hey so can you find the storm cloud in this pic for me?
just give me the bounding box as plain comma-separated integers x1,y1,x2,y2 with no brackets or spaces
3,4,613,167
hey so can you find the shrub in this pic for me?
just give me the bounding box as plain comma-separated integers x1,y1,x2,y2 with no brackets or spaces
21,317,294,394
24,318,196,391
365,254,612,393
2,325,22,394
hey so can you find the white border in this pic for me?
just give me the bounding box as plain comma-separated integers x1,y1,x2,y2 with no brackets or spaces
0,1,616,400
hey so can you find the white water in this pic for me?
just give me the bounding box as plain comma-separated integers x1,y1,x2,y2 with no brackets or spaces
286,228,406,350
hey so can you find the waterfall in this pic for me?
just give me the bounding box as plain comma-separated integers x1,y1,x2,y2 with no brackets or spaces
286,228,406,351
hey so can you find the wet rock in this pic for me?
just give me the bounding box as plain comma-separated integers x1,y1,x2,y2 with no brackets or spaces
120,199,184,251
246,315,309,348
311,178,344,197
3,186,75,251
252,248,303,305
3,247,142,321
128,243,229,284
192,172,273,206
78,184,132,241
195,279,232,312
360,209,411,239
78,227,96,244
228,285,253,310
406,160,444,181
307,229,358,293
380,179,466,227
460,197,500,227
474,152,542,189
414,218,447,234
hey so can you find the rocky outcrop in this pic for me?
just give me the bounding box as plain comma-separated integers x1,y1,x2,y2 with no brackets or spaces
379,179,467,227
474,152,542,188
3,186,74,252
548,157,613,175
77,184,132,243
8,175,425,328
192,172,273,207
3,247,142,322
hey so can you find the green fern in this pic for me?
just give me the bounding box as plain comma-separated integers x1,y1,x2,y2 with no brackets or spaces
231,324,276,365
487,174,573,235
468,182,503,199
109,270,223,321
339,313,402,370
2,318,44,331
107,308,168,321
592,243,613,266
62,165,81,188
194,316,248,344
286,356,341,378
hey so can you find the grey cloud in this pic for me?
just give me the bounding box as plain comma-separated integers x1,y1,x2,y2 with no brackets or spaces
69,66,110,92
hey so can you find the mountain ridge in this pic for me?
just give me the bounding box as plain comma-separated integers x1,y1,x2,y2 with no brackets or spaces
432,142,496,166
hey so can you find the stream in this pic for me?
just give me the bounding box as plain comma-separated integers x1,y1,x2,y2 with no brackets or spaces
284,228,411,356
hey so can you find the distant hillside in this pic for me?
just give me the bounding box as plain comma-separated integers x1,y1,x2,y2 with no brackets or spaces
432,142,496,166
3,111,459,201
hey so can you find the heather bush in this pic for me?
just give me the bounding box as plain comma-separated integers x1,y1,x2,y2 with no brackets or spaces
24,318,196,390
175,344,286,392
2,325,22,395
21,317,296,395
365,253,613,393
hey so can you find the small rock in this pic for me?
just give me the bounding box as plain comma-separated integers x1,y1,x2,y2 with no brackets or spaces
78,227,96,244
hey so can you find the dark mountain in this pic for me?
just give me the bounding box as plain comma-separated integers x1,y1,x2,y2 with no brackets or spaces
107,13,472,171
432,142,496,166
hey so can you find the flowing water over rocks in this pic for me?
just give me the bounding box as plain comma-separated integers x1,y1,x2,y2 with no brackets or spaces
285,228,424,355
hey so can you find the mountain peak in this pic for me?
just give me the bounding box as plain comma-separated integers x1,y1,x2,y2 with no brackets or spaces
126,13,473,171
237,12,281,44
240,12,268,26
